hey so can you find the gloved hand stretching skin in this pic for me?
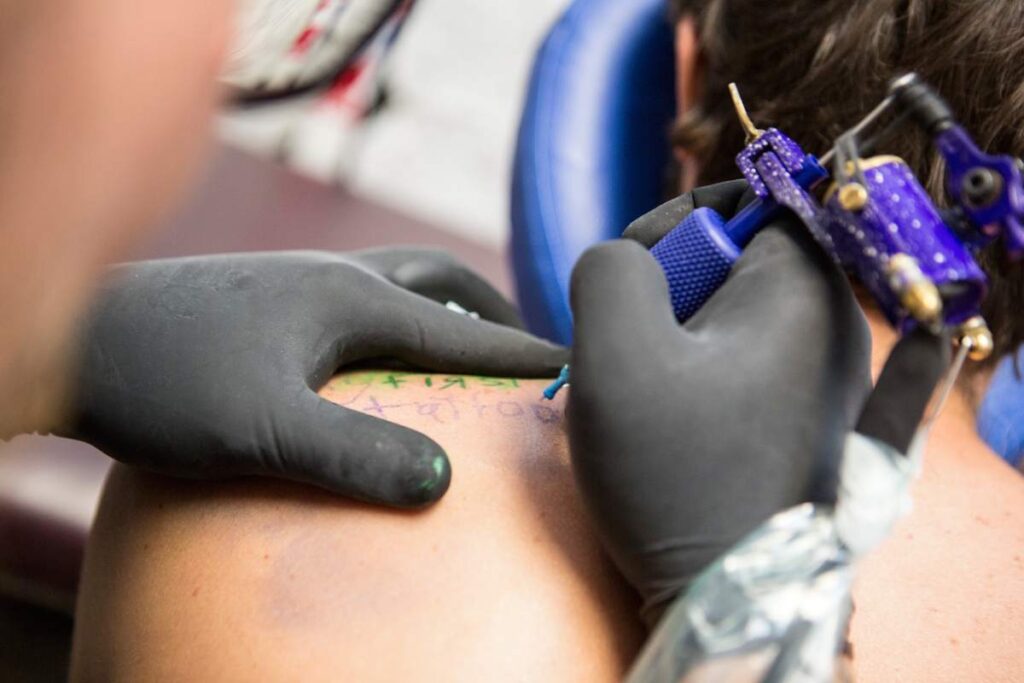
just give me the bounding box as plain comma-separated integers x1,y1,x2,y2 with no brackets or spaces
567,181,873,625
58,248,566,508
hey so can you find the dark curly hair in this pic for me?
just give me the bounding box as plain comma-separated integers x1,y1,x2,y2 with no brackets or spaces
669,0,1024,369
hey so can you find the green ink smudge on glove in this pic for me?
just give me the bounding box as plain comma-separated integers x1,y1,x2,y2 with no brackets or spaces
418,455,448,492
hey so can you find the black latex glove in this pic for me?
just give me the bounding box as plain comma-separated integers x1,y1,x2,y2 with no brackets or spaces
59,248,566,508
567,181,874,624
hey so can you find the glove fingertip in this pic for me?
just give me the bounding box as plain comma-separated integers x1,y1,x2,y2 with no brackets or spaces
390,443,452,508
280,396,453,508
355,427,452,508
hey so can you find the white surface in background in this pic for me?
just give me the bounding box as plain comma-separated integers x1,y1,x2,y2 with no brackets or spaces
228,0,321,86
0,436,108,532
220,0,571,248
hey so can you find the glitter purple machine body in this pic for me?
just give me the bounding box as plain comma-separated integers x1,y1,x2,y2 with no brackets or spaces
650,74,1024,352
824,158,985,329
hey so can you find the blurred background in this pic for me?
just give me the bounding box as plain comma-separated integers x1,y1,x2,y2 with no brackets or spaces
224,0,571,248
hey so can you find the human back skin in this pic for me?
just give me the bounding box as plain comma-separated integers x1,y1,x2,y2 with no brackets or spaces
71,369,1024,681
71,373,645,682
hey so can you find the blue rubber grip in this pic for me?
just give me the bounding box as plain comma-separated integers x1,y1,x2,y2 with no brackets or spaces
649,207,741,322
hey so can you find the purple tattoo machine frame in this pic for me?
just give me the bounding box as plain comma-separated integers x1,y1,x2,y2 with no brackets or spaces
651,73,1024,359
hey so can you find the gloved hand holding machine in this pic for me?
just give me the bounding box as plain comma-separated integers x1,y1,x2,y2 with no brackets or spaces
558,74,1024,681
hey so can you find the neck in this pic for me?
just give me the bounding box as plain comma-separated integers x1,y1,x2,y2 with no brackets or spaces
861,306,987,450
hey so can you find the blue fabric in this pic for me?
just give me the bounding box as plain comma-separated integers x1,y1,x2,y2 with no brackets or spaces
978,347,1024,467
510,0,676,344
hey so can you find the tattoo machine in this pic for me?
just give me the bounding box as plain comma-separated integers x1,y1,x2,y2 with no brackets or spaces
542,73,1022,399
652,72,1024,356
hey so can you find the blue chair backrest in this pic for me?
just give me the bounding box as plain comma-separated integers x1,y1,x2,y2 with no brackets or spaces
510,0,676,344
979,349,1024,469
509,0,1023,468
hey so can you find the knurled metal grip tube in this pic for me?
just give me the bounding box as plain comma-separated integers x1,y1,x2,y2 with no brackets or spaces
650,207,741,322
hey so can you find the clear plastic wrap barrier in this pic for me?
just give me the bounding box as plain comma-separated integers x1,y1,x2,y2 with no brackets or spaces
627,433,920,683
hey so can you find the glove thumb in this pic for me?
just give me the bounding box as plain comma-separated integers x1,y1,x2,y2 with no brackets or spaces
267,389,452,508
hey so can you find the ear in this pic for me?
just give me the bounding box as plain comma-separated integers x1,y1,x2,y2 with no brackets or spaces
675,16,702,117
674,16,703,192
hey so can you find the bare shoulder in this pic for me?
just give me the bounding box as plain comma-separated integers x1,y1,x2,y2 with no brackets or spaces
71,372,643,682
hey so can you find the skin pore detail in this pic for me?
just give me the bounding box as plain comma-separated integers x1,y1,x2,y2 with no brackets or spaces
71,373,644,682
